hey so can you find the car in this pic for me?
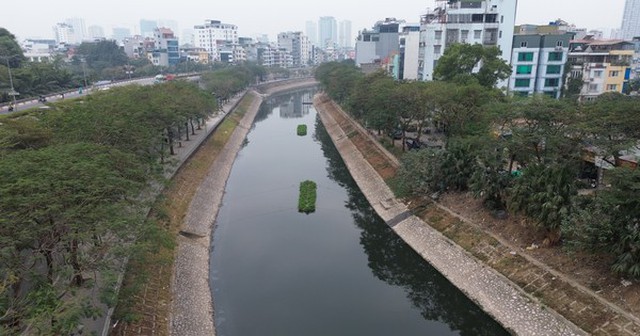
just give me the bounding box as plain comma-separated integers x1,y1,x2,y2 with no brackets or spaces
388,129,403,140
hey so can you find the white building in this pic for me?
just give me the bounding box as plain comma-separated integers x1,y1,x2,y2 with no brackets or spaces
278,31,311,67
319,16,338,49
417,0,517,85
400,25,421,80
65,17,86,43
339,20,353,48
88,25,105,40
53,23,76,45
306,21,318,46
621,0,640,40
508,33,573,99
194,19,239,62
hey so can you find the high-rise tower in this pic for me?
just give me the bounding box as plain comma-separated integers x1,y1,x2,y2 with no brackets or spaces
319,16,338,49
621,0,640,40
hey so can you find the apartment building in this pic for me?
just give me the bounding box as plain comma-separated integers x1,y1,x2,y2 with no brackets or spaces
278,32,311,67
566,39,634,101
417,0,517,84
508,33,573,98
194,20,239,62
151,28,179,66
355,18,402,69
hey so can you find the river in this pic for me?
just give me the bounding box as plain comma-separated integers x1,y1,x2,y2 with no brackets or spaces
209,88,509,336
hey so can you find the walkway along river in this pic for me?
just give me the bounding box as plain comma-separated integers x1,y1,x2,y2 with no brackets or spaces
208,88,509,335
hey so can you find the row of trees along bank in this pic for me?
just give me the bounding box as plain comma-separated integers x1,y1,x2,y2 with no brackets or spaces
315,47,640,280
0,59,265,334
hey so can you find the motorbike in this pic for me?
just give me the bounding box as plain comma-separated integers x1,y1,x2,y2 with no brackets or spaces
38,96,47,103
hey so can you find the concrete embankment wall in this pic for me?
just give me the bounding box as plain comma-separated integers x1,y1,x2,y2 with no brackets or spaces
313,93,586,336
170,80,317,336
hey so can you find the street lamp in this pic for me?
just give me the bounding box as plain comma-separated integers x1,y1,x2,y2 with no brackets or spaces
1,55,20,110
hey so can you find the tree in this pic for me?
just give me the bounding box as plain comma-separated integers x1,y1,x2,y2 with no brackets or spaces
75,40,128,77
563,167,640,278
433,43,511,88
578,93,640,167
0,28,25,68
0,143,147,334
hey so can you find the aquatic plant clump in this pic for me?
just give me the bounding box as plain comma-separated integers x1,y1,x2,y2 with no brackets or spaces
298,180,317,213
297,124,307,136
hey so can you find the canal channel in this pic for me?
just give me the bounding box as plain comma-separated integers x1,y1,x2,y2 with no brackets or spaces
209,88,509,335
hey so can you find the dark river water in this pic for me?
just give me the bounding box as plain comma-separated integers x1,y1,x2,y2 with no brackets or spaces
209,88,509,336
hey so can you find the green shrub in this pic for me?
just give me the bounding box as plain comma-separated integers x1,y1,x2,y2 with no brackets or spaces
297,124,307,136
298,180,317,213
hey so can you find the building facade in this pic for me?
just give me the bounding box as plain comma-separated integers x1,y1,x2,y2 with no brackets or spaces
417,0,517,84
112,27,132,44
65,18,86,43
319,16,338,49
152,28,180,66
306,21,318,46
339,20,353,49
355,18,402,70
278,31,311,67
140,19,158,38
621,0,640,40
194,20,239,62
53,23,76,45
566,39,634,101
400,25,421,80
508,33,573,98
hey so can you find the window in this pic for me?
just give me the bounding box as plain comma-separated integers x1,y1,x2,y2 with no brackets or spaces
544,78,560,87
546,65,562,74
516,65,533,74
501,15,504,23
609,70,620,77
520,41,528,48
518,52,534,62
606,84,618,91
435,31,442,40
461,30,469,41
474,30,482,39
589,84,599,92
594,70,603,78
548,52,563,61
515,78,531,87
434,45,441,54
556,40,563,47
499,30,502,38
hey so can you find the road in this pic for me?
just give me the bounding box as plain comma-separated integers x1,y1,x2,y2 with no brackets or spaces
0,76,198,115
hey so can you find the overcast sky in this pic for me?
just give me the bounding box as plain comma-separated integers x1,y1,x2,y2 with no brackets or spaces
2,0,627,41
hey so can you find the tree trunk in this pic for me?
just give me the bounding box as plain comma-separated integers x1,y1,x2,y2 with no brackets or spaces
184,122,190,141
167,128,175,155
190,119,196,135
70,238,83,287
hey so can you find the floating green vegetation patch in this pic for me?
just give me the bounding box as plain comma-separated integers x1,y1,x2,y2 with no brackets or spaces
298,180,317,213
297,124,307,136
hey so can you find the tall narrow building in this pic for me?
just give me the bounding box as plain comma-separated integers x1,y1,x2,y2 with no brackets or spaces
305,21,318,46
339,20,352,48
417,0,518,85
318,16,338,49
621,0,640,40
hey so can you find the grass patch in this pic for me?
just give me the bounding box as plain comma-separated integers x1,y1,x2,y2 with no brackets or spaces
297,124,307,136
298,180,317,213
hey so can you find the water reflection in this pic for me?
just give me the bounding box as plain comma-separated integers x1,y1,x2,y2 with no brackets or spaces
315,116,509,336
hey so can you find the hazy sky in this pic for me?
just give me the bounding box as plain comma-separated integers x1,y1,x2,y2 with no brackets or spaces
2,0,627,41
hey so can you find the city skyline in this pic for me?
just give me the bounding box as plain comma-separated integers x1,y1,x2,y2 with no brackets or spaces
2,0,627,42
